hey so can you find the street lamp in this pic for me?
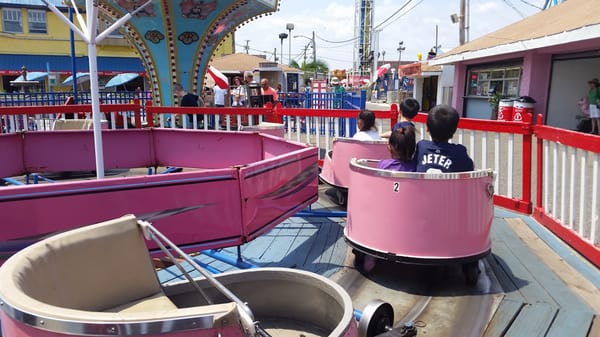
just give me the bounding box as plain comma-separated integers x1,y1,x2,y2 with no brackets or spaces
278,32,288,65
294,32,316,78
397,41,405,63
286,23,294,65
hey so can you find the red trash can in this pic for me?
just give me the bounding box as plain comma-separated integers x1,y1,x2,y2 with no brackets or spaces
497,99,514,121
513,96,536,123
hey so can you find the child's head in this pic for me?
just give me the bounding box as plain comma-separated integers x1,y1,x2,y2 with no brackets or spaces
399,98,420,119
426,104,460,142
358,110,376,132
388,126,416,161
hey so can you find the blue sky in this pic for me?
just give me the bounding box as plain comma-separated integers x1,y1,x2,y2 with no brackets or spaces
235,0,548,70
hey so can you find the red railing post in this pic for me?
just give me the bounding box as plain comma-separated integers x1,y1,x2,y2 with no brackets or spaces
389,103,398,131
535,114,544,211
133,98,142,128
521,124,533,213
146,101,154,127
270,102,284,123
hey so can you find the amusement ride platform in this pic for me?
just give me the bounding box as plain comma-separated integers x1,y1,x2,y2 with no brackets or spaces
157,185,600,337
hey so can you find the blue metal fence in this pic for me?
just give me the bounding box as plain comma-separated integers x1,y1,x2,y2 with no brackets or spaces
0,91,151,106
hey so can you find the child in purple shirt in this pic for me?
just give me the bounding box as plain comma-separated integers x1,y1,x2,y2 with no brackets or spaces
377,126,416,172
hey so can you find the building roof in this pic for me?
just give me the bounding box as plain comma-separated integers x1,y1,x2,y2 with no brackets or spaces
210,53,302,74
431,0,600,65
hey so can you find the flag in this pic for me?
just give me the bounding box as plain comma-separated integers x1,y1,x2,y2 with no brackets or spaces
376,64,391,78
207,65,228,89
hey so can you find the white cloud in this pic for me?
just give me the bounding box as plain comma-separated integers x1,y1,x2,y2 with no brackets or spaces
235,0,546,70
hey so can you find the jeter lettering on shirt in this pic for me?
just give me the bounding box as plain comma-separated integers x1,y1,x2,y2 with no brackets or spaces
415,140,474,173
421,153,453,170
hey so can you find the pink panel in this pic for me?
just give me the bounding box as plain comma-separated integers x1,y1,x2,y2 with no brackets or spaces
101,129,155,169
23,131,97,172
320,150,335,185
22,130,155,173
346,169,493,260
239,147,319,240
319,139,389,188
261,135,309,159
0,134,24,177
152,129,262,169
0,169,244,251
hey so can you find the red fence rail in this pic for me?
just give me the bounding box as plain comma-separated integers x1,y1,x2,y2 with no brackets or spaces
1,104,598,267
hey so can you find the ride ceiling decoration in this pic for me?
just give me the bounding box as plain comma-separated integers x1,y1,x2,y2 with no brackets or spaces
73,0,280,106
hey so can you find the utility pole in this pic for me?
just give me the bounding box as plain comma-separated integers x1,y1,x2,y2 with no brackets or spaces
244,40,250,54
312,31,316,63
279,33,288,65
312,31,316,80
459,0,466,45
397,41,405,64
371,29,382,83
302,44,309,66
273,48,277,62
286,23,294,65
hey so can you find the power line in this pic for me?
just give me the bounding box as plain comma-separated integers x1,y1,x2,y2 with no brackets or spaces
519,0,543,10
315,0,420,45
374,0,424,31
315,34,357,44
502,0,526,18
373,0,414,30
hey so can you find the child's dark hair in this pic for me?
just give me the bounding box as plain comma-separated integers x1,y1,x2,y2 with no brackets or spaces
358,110,376,131
400,98,420,119
388,126,416,161
427,104,459,142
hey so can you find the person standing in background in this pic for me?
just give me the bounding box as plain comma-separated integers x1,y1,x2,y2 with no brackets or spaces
260,78,279,104
174,83,200,128
231,76,246,107
213,84,229,108
587,78,600,134
331,77,345,109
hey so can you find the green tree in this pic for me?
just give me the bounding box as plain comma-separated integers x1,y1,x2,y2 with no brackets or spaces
303,59,329,74
289,60,300,69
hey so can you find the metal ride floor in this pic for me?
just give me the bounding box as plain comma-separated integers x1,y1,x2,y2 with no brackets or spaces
157,185,600,337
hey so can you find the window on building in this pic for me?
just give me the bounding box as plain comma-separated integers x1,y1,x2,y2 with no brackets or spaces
27,10,47,34
2,8,23,33
466,64,522,98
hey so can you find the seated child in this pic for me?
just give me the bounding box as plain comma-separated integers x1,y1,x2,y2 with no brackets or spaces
382,98,420,138
352,110,381,140
377,126,416,172
414,104,474,173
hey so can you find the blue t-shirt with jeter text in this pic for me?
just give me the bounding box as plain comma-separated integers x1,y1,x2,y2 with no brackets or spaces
414,140,474,173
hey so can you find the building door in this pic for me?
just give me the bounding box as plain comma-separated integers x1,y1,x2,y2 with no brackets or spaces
422,76,438,112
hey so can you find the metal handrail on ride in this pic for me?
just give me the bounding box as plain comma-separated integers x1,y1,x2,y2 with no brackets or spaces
137,220,271,337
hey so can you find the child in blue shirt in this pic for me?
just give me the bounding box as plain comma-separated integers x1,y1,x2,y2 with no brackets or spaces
414,104,474,173
377,126,416,171
382,98,420,138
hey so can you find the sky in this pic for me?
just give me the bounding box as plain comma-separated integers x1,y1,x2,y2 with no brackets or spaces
235,0,549,71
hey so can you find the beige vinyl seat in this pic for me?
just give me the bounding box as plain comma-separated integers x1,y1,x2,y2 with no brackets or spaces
52,119,108,130
0,215,240,335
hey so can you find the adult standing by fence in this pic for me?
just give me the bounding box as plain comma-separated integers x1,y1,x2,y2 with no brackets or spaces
174,83,201,128
331,77,344,109
587,78,600,135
